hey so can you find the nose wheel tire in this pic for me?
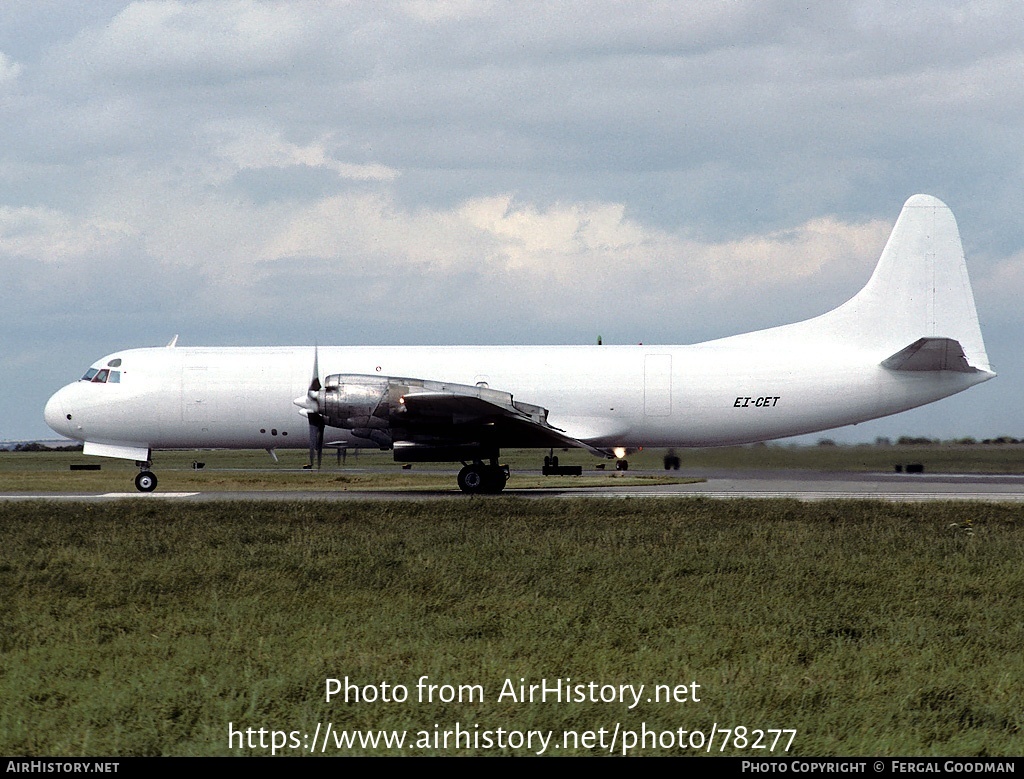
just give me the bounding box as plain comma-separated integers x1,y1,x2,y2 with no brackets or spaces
135,471,158,492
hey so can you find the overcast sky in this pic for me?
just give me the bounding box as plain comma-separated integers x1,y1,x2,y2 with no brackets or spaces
2,1,1021,443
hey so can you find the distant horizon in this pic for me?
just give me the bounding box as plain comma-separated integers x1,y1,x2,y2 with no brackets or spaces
5,435,1024,450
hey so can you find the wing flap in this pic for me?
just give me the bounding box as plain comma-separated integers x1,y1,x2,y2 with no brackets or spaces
400,388,608,456
401,390,538,423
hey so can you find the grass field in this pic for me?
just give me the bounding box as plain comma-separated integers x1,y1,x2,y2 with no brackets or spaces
669,442,1024,474
0,498,1021,756
0,449,697,493
3,442,1024,494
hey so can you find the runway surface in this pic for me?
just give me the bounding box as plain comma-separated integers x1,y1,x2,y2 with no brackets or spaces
5,468,1024,502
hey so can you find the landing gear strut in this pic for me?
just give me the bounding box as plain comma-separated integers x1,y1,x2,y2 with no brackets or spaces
542,449,583,476
457,462,509,494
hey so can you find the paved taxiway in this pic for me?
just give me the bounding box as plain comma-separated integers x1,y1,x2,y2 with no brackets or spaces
4,468,1024,502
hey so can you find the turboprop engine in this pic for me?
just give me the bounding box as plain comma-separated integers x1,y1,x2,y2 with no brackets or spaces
293,373,397,459
318,375,393,431
293,353,558,469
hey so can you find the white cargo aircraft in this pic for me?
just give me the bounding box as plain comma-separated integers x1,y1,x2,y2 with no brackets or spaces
44,195,994,493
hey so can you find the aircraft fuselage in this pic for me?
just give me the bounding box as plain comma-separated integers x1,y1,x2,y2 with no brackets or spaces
44,342,987,454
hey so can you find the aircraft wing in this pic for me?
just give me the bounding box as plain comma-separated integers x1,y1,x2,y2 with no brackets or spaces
301,373,609,457
398,388,609,455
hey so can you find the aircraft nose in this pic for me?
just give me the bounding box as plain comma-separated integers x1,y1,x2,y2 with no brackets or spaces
43,386,72,438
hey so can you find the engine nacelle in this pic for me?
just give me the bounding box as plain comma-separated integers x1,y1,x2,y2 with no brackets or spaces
318,375,393,428
308,372,558,458
393,441,496,463
351,427,393,448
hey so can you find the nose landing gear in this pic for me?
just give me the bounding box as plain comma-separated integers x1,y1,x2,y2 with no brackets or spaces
134,461,158,492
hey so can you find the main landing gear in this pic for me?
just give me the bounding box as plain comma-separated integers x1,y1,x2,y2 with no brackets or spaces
134,461,158,492
457,461,509,494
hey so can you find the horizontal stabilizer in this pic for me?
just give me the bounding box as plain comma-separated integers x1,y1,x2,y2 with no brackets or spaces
880,337,975,373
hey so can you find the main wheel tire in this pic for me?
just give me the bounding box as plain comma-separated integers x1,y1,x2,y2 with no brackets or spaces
135,471,158,493
484,467,508,494
458,465,508,494
458,465,486,493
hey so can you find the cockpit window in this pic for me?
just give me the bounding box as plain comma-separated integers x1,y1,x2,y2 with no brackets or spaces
80,365,123,384
107,358,122,367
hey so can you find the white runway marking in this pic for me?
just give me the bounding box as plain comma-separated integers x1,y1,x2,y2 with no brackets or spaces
100,492,200,498
0,493,199,500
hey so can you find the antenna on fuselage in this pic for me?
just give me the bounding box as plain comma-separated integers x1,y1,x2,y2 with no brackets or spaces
166,335,179,348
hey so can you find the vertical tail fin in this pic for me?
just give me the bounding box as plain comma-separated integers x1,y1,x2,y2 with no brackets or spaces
818,195,991,371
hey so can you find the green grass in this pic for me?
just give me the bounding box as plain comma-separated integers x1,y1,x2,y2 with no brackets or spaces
0,449,696,493
4,442,1024,494
668,442,1024,474
1,499,1021,756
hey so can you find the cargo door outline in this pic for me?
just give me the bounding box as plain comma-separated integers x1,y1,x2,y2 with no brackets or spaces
644,354,672,416
182,364,210,429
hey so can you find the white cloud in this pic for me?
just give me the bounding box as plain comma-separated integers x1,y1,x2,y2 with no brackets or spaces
216,128,400,182
0,177,891,340
245,191,889,321
56,0,318,82
0,52,22,84
975,249,1024,322
0,206,134,263
694,216,890,289
400,0,492,23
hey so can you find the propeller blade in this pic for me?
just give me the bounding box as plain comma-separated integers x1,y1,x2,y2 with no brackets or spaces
299,346,325,470
310,345,321,393
296,345,322,412
316,423,324,470
307,413,325,470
